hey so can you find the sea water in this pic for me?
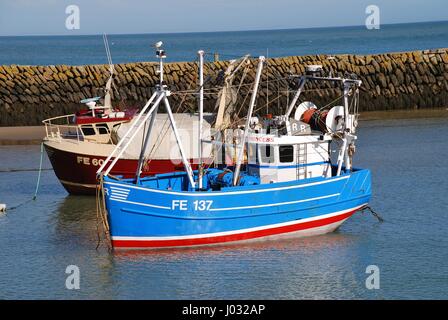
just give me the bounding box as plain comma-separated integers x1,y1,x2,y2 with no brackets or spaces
0,21,447,66
0,118,447,299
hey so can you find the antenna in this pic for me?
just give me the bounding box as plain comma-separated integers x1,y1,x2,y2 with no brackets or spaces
198,50,205,189
103,34,113,67
154,41,166,88
103,34,114,108
266,48,269,115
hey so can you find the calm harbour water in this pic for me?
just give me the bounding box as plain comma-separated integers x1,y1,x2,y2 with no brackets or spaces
1,21,447,65
0,118,447,299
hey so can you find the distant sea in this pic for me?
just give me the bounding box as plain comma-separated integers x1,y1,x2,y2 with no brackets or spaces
0,21,447,66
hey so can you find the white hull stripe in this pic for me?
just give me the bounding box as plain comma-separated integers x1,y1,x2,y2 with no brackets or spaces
111,203,367,241
105,175,350,197
111,192,129,197
110,186,130,200
59,179,97,189
209,193,340,211
110,196,129,201
109,192,340,211
111,195,129,200
111,190,130,196
110,186,131,193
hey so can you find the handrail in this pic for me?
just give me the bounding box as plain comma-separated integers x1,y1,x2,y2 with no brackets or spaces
43,122,83,142
42,114,75,126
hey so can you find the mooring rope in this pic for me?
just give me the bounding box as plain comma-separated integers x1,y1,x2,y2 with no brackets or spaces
3,142,45,212
0,168,52,173
95,174,113,251
32,142,44,200
361,205,384,222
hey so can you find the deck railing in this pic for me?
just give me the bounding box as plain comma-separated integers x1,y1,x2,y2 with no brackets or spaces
42,114,83,142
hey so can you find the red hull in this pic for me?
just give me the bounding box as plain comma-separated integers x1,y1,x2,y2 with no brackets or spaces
44,144,199,195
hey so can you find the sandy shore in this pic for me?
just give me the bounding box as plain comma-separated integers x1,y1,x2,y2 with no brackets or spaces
0,108,447,145
0,126,46,145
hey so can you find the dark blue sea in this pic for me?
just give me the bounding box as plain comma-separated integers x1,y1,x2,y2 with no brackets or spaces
0,21,447,65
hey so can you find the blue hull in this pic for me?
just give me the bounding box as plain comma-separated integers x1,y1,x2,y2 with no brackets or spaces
103,168,371,248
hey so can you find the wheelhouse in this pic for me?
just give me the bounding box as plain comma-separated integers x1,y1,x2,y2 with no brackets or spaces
247,131,332,184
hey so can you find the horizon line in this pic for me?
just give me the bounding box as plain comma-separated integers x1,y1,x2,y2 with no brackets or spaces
1,19,447,38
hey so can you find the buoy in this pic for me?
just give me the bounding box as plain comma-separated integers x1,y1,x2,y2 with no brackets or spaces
0,203,6,213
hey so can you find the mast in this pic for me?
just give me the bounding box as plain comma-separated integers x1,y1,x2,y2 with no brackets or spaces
197,50,204,189
103,34,114,110
155,41,165,87
104,65,114,109
98,41,196,189
133,42,167,182
343,80,350,132
336,80,357,175
233,56,265,186
155,42,196,188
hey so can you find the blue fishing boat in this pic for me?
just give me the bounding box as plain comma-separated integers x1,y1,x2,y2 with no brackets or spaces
97,44,371,249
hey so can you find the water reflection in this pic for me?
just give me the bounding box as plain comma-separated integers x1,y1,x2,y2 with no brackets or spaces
114,232,359,260
53,195,98,247
109,228,367,299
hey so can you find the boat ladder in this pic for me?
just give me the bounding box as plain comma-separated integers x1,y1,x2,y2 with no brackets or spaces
296,143,307,180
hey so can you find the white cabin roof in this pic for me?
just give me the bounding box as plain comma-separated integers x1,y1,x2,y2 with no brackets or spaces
117,113,214,160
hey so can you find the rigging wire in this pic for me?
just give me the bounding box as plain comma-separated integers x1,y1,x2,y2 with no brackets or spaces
2,142,45,212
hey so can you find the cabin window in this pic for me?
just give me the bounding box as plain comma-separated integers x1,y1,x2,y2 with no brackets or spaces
81,125,96,136
259,144,275,163
96,123,109,135
279,145,294,163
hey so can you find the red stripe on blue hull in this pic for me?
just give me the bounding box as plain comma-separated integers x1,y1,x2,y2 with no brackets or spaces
111,208,359,249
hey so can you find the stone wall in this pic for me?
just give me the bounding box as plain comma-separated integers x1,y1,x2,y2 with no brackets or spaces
1,48,447,126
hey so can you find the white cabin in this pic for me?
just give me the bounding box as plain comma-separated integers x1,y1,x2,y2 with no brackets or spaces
247,131,332,184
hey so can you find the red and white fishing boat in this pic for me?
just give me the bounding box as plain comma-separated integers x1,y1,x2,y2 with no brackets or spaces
42,37,259,195
42,36,214,195
43,104,213,195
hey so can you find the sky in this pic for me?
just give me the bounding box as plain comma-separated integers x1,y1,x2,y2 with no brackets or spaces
0,0,447,36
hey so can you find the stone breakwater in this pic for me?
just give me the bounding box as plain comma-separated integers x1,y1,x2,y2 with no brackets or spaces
1,48,447,126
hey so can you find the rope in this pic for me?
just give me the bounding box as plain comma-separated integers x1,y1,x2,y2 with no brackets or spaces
0,168,52,173
5,142,44,212
33,142,44,200
95,174,113,251
361,205,384,222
